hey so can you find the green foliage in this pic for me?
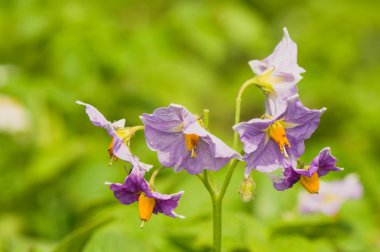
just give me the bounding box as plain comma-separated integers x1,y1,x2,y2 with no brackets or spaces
1,0,380,251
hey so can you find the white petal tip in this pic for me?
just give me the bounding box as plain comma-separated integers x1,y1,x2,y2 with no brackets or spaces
76,100,85,105
104,181,112,186
175,213,185,219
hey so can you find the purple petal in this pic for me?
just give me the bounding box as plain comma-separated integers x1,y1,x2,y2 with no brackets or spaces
76,101,109,128
264,86,298,116
260,27,305,80
234,118,286,175
108,168,150,205
152,191,184,218
76,100,121,138
311,147,343,177
248,28,305,116
108,168,185,218
273,166,300,191
284,99,326,141
233,118,273,154
142,104,240,174
243,139,285,175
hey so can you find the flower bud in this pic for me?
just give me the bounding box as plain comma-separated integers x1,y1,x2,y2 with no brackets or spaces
239,175,256,202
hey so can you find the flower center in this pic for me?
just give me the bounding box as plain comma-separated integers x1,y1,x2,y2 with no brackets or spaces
138,193,156,225
300,172,319,194
115,128,134,144
254,67,284,94
184,134,200,158
108,128,137,162
268,121,291,157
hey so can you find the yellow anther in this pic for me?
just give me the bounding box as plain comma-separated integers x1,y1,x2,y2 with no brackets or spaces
138,193,156,224
268,121,291,157
184,134,200,158
300,172,320,194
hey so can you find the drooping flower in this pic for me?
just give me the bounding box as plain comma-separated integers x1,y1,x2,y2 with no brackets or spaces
273,147,343,193
76,101,152,172
298,174,363,216
233,98,325,176
106,167,184,226
140,104,241,174
249,27,305,116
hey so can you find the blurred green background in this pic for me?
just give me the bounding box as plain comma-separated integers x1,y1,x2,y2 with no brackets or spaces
1,0,380,251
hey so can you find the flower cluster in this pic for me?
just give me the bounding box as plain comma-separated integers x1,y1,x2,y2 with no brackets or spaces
77,101,186,226
76,28,347,236
233,28,342,193
77,101,241,225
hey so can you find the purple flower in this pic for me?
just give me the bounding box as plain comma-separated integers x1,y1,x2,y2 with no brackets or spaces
273,147,343,193
234,98,325,176
298,174,363,216
249,28,305,116
106,167,184,223
76,101,152,172
140,104,241,174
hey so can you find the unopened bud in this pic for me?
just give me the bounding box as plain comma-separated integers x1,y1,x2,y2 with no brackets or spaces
239,175,256,202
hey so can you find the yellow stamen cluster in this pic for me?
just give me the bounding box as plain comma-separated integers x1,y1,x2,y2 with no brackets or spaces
138,193,156,228
268,121,291,157
300,172,320,194
185,134,200,158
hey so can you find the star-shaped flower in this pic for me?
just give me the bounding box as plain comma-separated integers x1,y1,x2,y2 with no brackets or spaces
140,104,241,174
233,99,325,176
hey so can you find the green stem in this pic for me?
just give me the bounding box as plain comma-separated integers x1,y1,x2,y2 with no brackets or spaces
212,197,222,252
197,172,215,196
203,109,210,130
223,77,256,198
219,157,241,201
210,78,254,251
233,77,257,150
197,78,254,251
131,125,145,132
148,166,163,189
196,172,220,252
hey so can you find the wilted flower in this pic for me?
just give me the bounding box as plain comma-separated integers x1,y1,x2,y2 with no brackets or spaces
273,147,343,193
249,27,305,116
76,101,151,172
233,99,325,176
106,167,184,226
298,174,363,216
140,104,241,174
